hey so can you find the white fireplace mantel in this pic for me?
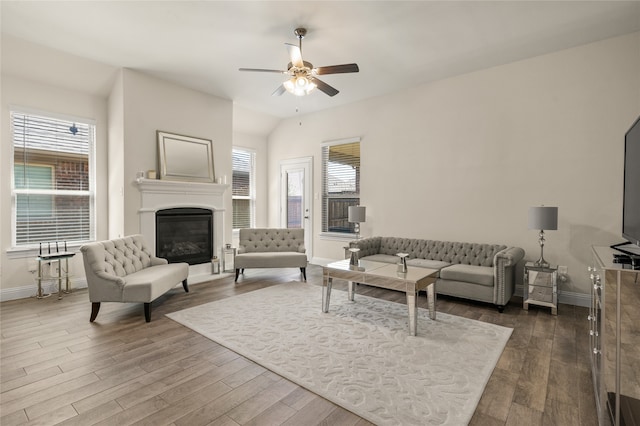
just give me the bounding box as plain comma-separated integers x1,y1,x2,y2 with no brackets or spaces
136,178,229,268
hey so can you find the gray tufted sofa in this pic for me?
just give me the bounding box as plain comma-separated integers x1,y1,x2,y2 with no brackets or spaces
80,234,189,322
349,237,525,312
235,228,307,282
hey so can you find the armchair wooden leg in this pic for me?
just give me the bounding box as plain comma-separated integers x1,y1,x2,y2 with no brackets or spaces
182,279,189,293
144,303,151,322
235,269,240,282
301,267,307,281
90,302,100,322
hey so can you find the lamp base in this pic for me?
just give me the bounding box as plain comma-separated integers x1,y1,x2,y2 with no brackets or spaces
534,230,550,268
533,258,550,268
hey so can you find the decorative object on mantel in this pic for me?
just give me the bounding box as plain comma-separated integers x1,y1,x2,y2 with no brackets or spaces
147,170,157,179
348,205,366,239
528,205,558,267
157,130,215,183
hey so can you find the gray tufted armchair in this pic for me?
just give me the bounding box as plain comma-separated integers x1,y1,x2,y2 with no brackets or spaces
80,234,189,322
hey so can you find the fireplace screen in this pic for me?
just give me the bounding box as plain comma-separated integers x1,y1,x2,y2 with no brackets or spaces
156,208,213,265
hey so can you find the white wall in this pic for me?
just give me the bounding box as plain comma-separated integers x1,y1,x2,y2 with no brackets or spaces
107,70,125,239
267,32,640,301
0,42,234,299
231,104,276,247
115,69,234,243
0,75,109,297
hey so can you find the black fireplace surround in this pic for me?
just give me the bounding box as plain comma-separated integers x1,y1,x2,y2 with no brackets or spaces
156,207,213,265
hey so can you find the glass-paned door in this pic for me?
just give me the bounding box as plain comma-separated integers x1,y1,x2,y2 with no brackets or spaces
280,157,312,258
286,168,304,229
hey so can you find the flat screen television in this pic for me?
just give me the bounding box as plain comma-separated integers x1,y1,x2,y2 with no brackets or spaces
613,114,640,258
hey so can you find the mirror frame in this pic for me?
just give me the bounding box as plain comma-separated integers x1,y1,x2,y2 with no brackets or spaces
157,130,215,183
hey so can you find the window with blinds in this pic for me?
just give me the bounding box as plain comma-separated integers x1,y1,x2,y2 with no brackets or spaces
322,139,360,234
232,148,255,229
11,110,96,247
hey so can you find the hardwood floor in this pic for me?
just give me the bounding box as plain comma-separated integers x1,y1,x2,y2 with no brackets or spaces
1,264,598,425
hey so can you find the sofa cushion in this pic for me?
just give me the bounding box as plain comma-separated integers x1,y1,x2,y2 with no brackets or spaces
439,264,494,287
359,254,399,264
122,262,189,302
407,258,451,270
235,252,307,269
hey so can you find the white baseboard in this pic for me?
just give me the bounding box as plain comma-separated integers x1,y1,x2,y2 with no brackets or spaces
0,267,233,302
311,261,591,308
1,278,88,302
3,267,590,308
514,284,590,308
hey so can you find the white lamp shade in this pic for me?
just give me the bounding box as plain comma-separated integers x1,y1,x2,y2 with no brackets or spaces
528,206,558,230
348,206,366,223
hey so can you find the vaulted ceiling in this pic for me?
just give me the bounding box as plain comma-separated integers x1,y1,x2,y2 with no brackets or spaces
2,1,639,121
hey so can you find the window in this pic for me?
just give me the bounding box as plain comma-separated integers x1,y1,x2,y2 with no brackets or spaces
321,138,360,235
11,110,95,247
232,148,255,229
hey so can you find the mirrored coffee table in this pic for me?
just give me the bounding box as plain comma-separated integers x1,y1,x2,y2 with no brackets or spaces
322,259,438,336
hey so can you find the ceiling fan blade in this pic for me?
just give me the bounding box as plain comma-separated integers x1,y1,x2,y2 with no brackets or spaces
239,68,286,73
312,78,339,97
315,63,360,75
285,43,304,68
272,84,286,96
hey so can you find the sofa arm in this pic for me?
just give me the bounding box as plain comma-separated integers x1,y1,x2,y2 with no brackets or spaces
150,257,168,266
493,246,525,306
94,271,126,287
349,236,382,257
84,270,126,302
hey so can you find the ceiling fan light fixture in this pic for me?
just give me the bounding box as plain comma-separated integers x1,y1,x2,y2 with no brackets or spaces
284,75,316,96
240,27,357,98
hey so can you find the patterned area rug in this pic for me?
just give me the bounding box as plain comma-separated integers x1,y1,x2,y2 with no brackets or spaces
167,282,512,425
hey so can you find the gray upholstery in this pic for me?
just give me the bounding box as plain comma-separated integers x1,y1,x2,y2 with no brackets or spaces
350,236,525,311
80,234,189,322
235,228,307,281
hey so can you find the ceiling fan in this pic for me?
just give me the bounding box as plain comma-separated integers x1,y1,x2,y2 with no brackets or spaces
239,28,359,97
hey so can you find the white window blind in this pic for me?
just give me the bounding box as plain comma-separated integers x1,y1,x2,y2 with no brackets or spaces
322,139,360,234
11,110,96,247
232,148,255,229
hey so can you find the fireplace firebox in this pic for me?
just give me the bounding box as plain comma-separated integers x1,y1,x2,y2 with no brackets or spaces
156,208,213,265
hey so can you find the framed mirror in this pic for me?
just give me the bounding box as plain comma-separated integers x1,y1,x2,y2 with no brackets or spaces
157,131,215,183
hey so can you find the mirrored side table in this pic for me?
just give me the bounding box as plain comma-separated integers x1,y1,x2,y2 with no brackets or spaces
222,245,236,273
523,261,558,315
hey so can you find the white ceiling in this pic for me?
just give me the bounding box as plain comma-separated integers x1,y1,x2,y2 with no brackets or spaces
2,1,639,121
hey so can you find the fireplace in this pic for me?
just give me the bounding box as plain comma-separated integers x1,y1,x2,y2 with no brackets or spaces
136,178,227,280
156,208,213,265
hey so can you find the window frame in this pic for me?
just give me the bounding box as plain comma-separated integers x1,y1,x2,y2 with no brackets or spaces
320,137,361,240
231,147,256,231
9,107,96,254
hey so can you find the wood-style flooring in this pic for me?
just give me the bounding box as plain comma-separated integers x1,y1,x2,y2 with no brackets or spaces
1,264,597,425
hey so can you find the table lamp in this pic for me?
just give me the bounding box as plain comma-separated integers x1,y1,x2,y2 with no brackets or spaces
528,206,558,267
348,206,366,239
